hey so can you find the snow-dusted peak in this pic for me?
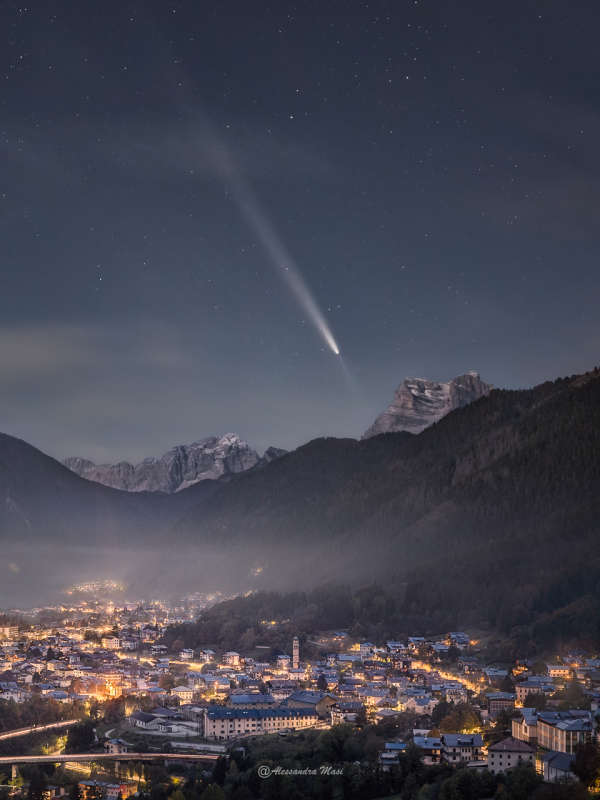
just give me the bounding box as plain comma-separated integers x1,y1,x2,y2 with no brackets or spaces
363,372,492,439
64,434,285,493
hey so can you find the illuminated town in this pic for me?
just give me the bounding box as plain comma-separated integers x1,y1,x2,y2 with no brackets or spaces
1,590,598,799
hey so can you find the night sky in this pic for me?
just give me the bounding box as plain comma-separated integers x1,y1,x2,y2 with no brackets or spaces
2,0,600,462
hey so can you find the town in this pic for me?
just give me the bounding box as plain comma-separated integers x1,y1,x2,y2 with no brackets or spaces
0,594,598,799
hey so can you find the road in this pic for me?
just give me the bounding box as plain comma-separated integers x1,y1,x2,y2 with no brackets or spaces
0,720,79,741
0,752,221,765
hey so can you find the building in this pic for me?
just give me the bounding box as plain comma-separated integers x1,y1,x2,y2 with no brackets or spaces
276,655,291,671
79,782,137,800
359,642,375,660
441,733,485,764
199,649,216,663
104,739,129,754
330,701,365,725
129,711,156,729
292,636,300,670
512,708,538,743
547,664,573,679
171,685,194,702
222,652,241,667
487,737,535,774
536,711,593,754
203,706,318,740
228,692,277,709
539,752,578,783
413,736,443,765
380,741,408,770
487,692,516,718
283,690,338,719
515,677,554,704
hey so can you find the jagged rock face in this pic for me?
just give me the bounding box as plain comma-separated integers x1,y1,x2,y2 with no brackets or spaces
64,434,283,493
363,371,492,438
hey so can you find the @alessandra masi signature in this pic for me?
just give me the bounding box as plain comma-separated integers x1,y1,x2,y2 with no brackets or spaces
258,765,344,778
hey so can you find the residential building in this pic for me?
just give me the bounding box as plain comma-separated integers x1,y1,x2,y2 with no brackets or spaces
79,782,136,800
539,752,578,783
283,690,337,718
413,736,443,765
380,741,407,770
487,737,535,774
171,685,194,702
441,733,485,764
547,664,572,680
515,677,554,704
487,692,516,718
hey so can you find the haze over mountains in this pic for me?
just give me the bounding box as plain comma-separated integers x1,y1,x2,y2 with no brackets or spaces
1,366,599,645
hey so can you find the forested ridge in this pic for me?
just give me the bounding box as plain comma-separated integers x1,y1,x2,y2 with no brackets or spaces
172,368,600,651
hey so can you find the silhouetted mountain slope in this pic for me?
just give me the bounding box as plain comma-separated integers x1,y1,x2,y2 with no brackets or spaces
175,368,600,641
0,433,215,547
2,368,600,645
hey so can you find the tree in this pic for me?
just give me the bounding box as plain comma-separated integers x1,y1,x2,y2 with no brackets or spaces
158,674,176,691
572,740,600,787
212,757,228,786
557,681,588,710
27,770,47,800
65,720,95,753
526,692,548,711
316,674,328,692
199,786,225,800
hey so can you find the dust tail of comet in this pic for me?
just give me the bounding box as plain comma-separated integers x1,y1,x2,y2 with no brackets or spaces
335,352,361,395
165,61,342,356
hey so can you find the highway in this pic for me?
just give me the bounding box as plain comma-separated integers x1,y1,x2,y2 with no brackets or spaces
0,752,221,765
0,720,79,741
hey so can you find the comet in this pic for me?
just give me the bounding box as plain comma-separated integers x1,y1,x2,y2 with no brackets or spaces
205,138,341,357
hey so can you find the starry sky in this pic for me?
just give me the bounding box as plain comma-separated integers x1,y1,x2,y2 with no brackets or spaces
2,0,600,462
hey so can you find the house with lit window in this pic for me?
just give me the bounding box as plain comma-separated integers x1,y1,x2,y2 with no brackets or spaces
441,733,485,764
413,736,443,765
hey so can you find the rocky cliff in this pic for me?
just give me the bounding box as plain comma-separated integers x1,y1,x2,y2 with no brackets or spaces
363,371,492,438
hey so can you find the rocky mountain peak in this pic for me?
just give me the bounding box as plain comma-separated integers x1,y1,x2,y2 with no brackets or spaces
63,433,285,493
363,371,492,438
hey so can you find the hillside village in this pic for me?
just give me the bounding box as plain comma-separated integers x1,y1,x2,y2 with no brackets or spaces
1,597,600,799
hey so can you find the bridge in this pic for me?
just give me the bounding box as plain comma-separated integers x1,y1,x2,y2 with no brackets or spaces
0,751,222,781
0,752,221,765
0,720,79,742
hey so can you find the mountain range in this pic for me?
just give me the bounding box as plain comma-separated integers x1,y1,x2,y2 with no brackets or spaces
1,366,600,649
63,434,286,493
62,372,489,493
